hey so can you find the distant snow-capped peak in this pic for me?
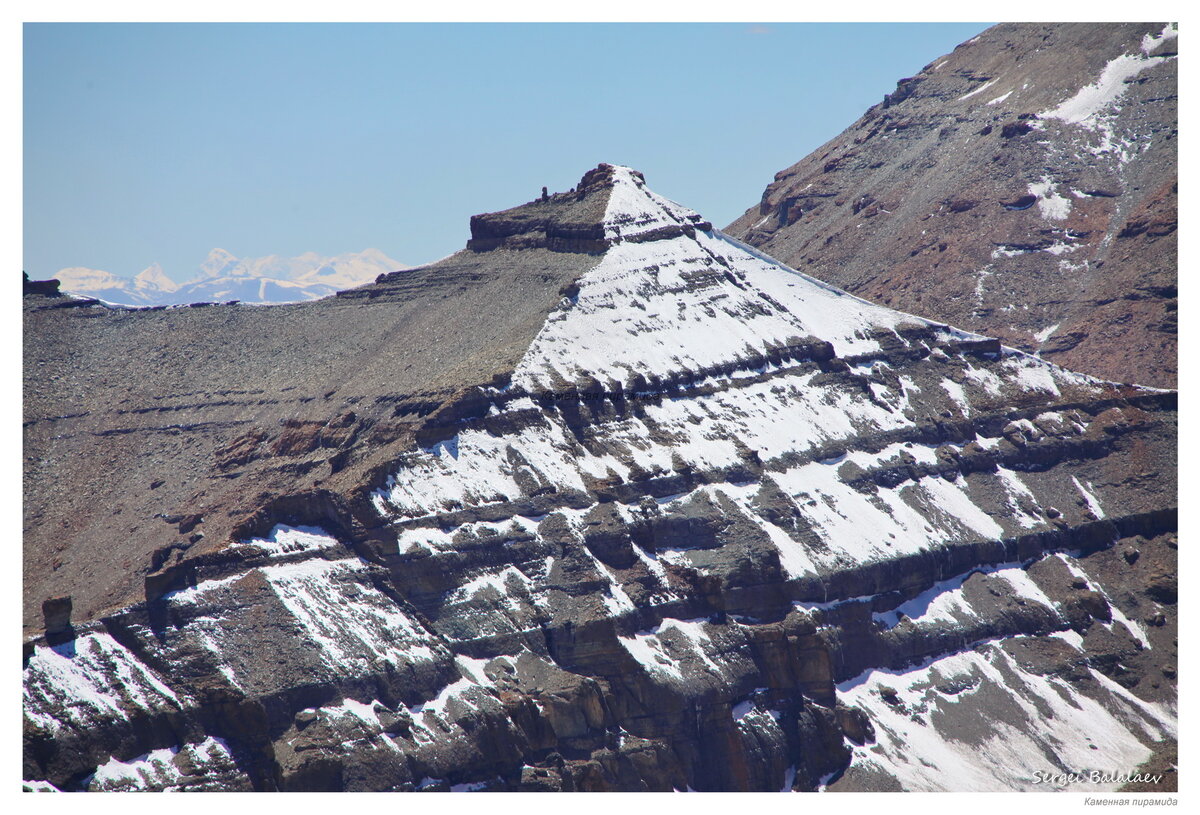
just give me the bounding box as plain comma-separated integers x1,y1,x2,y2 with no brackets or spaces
55,266,127,293
53,249,406,306
197,248,240,280
133,263,179,293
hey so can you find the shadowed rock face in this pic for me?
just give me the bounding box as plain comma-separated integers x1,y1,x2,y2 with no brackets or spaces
726,23,1177,389
23,165,1175,792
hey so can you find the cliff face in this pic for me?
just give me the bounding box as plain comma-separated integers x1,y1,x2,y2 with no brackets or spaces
727,23,1177,389
23,166,1176,792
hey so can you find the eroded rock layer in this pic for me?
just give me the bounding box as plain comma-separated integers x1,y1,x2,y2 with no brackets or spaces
23,166,1176,792
727,23,1177,388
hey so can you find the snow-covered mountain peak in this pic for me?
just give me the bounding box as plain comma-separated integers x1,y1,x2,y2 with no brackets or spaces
133,263,178,293
55,266,125,293
198,248,239,280
601,164,708,242
511,166,967,393
24,156,1177,793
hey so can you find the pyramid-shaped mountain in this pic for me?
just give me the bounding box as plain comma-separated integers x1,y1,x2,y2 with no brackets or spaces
23,165,1176,791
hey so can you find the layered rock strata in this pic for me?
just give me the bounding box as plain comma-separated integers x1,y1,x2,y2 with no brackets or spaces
23,165,1176,791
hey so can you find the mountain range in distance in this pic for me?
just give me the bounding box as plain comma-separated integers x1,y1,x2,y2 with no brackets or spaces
53,247,407,306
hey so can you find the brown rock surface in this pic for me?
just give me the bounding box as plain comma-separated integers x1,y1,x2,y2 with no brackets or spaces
23,165,1175,792
727,23,1177,388
23,228,602,635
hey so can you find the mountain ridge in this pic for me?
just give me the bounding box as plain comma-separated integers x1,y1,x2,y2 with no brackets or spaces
726,22,1177,389
53,248,407,306
24,163,1176,791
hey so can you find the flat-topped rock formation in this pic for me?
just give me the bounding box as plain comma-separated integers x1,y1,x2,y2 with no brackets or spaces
23,165,1175,791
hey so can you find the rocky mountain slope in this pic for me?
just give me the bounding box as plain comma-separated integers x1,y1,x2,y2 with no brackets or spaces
727,23,1177,389
23,165,1175,791
55,248,405,306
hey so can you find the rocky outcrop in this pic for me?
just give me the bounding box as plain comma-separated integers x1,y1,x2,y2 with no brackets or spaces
23,165,1175,792
467,165,713,254
23,272,62,297
726,23,1177,389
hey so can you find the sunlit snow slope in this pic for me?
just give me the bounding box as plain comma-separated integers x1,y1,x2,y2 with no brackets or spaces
24,164,1175,792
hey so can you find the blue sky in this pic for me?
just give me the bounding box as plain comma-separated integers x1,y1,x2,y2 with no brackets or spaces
23,22,989,281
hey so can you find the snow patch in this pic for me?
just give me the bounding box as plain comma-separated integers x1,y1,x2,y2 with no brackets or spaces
1041,50,1171,125
1141,24,1178,55
235,524,340,557
258,558,439,672
958,78,999,101
1072,476,1106,519
963,365,1003,396
995,468,1044,529
619,617,721,681
837,642,1175,791
24,633,182,735
940,379,969,414
87,737,236,791
1033,323,1060,344
1028,177,1072,221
